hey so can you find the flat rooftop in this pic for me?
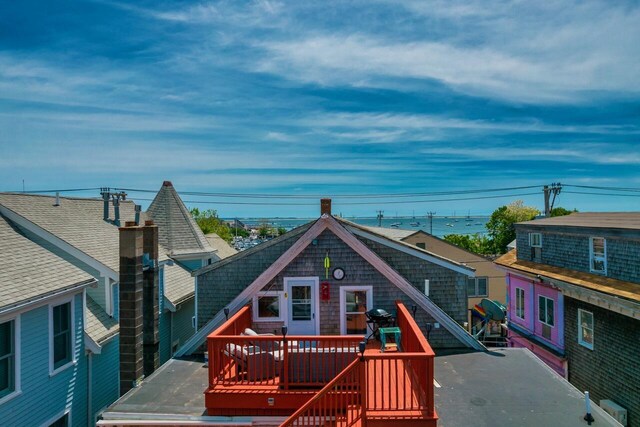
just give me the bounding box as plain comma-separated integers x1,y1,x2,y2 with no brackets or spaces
102,349,620,426
434,348,619,427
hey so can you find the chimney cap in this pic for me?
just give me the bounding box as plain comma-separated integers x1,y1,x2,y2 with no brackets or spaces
124,221,137,227
162,181,173,187
144,220,156,226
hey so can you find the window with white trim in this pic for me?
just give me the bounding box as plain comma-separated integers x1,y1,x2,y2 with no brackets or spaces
589,237,606,274
0,319,16,399
467,277,488,297
515,288,525,319
253,291,284,322
578,309,594,350
51,301,73,372
538,295,554,327
340,286,373,335
529,233,542,247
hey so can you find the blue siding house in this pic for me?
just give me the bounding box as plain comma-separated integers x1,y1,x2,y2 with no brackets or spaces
0,215,95,426
0,181,225,425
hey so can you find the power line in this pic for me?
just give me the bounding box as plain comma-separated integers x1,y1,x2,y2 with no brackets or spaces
564,184,640,193
563,191,640,198
111,185,544,199
132,191,543,206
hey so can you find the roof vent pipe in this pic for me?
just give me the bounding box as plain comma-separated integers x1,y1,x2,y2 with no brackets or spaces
54,192,60,207
134,205,141,225
113,195,121,227
101,188,111,221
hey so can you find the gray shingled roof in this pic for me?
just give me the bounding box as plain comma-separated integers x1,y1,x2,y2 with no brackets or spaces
0,214,94,312
518,212,640,229
146,182,214,256
85,295,119,344
162,253,195,305
205,233,237,259
0,192,141,273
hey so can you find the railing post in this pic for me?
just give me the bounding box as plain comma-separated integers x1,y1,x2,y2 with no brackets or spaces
282,338,289,390
427,355,434,417
360,358,367,426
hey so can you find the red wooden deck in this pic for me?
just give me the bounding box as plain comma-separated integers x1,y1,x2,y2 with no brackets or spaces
206,302,438,426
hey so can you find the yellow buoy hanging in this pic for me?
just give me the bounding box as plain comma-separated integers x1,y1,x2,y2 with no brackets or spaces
324,252,331,279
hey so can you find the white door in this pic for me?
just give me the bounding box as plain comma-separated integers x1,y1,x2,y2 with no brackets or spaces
285,277,319,335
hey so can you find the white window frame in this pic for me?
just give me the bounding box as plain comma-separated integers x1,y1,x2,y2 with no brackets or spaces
467,277,488,298
538,295,555,327
529,233,542,248
49,296,76,376
578,309,594,350
339,286,374,335
515,288,525,320
0,315,21,405
252,291,285,322
589,237,607,274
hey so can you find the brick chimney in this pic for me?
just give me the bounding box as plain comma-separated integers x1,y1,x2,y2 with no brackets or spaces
142,220,159,376
119,221,144,395
321,198,332,216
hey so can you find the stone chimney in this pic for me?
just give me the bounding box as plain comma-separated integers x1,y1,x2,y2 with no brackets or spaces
142,220,159,376
321,198,332,216
119,221,144,395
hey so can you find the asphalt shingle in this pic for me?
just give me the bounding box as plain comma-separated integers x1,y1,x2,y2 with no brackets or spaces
0,214,94,312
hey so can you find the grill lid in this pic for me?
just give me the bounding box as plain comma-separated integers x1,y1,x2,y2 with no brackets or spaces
366,308,392,319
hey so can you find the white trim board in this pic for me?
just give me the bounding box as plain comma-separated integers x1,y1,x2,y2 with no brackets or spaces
177,215,484,356
0,279,95,317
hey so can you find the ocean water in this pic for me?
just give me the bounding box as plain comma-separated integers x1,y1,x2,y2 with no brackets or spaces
230,216,489,238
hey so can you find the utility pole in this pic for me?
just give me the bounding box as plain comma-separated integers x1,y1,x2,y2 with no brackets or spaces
376,210,384,227
427,211,436,235
543,183,562,217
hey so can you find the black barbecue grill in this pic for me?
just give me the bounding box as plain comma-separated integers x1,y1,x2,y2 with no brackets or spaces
365,308,395,341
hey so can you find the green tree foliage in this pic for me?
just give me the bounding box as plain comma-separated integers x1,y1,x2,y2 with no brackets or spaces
443,233,493,255
550,207,577,217
277,227,287,236
230,227,249,238
486,200,540,254
190,208,233,243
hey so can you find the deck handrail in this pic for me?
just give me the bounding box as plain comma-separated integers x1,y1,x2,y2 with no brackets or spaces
279,358,363,427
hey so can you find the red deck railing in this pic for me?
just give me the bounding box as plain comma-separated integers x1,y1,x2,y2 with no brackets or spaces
207,307,362,389
279,358,364,427
206,302,436,425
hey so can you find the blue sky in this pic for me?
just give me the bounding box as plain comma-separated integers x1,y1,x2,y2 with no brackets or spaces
0,0,638,217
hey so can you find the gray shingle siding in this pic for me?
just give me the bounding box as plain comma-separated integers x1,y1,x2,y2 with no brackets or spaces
197,230,307,329
198,228,469,348
565,297,640,426
516,225,640,284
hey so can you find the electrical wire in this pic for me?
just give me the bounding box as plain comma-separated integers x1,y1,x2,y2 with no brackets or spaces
132,191,542,206
112,185,544,199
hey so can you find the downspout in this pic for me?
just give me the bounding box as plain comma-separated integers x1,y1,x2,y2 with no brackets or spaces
87,351,93,426
170,311,174,357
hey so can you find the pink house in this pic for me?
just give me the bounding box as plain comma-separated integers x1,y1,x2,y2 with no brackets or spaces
504,271,567,377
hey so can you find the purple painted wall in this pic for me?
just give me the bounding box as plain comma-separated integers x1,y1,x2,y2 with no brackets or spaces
508,274,534,332
507,273,564,351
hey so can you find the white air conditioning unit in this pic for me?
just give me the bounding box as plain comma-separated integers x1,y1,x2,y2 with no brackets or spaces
600,399,627,426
